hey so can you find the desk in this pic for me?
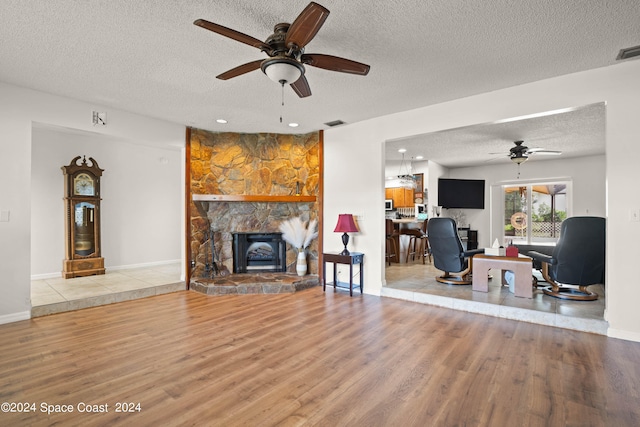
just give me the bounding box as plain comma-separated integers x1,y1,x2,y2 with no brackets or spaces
472,254,533,298
322,252,364,296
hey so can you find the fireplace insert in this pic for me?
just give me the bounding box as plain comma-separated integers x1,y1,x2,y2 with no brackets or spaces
232,232,287,273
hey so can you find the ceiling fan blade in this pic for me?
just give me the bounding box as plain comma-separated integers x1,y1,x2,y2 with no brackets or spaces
301,54,370,75
216,59,263,80
194,19,270,51
484,155,508,162
528,148,562,155
290,74,312,98
532,150,562,155
285,2,330,50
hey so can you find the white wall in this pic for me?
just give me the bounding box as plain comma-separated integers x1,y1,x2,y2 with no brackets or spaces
427,160,448,219
384,160,402,180
324,59,640,342
324,129,385,285
0,82,185,324
31,126,182,277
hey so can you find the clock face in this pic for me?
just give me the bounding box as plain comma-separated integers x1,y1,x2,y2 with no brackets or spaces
74,173,95,196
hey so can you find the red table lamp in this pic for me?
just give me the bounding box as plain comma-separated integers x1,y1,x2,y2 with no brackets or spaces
334,214,358,255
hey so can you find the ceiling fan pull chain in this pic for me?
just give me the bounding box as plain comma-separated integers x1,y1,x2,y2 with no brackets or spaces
280,81,285,123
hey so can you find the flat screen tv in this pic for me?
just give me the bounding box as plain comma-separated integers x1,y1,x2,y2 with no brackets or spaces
438,178,485,209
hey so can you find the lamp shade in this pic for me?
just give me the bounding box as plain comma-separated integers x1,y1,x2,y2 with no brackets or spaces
334,214,358,233
510,153,528,164
261,58,304,84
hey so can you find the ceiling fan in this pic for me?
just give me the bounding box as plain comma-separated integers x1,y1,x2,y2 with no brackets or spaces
493,140,562,164
194,2,370,98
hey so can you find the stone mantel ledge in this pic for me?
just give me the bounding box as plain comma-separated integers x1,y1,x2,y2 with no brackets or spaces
192,194,316,202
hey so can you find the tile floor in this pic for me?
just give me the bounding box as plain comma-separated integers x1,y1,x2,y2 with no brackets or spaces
31,262,185,317
383,261,608,335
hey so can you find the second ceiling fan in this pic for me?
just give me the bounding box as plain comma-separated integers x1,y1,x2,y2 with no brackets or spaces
508,140,562,164
194,2,370,98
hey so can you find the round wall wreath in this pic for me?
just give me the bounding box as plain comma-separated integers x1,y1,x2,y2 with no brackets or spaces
510,212,527,230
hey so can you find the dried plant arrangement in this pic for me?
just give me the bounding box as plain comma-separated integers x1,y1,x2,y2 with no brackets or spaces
279,216,318,251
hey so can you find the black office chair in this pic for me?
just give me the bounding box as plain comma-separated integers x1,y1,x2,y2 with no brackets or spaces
529,216,605,301
427,217,484,285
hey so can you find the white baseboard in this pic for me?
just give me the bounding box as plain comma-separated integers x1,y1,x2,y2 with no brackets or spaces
31,272,62,280
608,328,640,343
31,259,182,280
0,311,31,325
108,259,181,272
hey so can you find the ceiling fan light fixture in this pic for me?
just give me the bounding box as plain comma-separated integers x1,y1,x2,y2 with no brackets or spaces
261,58,304,84
510,153,528,164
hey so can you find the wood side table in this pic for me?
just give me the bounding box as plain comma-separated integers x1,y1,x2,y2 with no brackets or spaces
472,254,533,298
322,252,364,296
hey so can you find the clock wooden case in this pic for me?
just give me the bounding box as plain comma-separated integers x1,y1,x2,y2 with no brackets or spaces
61,156,105,278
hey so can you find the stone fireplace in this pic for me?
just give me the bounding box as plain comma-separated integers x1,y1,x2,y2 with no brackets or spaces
189,129,320,281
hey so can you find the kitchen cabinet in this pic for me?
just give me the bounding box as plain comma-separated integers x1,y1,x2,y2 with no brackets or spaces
385,187,414,208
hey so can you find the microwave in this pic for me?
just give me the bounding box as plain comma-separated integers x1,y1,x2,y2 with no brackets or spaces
385,199,393,211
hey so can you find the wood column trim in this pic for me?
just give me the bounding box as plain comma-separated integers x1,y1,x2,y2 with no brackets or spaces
184,127,192,289
318,130,324,284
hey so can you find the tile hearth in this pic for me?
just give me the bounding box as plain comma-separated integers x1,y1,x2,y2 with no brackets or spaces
190,273,319,295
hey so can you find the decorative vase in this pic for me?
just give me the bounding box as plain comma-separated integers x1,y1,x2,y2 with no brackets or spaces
296,249,307,276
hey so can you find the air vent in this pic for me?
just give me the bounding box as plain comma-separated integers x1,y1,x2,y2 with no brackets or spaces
616,45,640,60
324,120,346,127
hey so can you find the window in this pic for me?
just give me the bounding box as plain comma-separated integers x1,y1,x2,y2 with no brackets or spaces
503,182,569,245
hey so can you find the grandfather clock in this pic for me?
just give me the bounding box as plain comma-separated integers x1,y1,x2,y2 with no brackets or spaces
61,156,105,278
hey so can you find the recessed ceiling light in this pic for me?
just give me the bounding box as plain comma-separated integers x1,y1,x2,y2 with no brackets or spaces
216,119,227,124
288,122,299,128
398,148,407,153
416,155,424,160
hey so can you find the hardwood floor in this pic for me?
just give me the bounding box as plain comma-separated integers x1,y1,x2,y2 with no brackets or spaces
2,289,639,426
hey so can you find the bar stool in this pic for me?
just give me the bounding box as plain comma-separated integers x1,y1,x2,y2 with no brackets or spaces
404,229,421,263
417,220,432,264
385,219,398,266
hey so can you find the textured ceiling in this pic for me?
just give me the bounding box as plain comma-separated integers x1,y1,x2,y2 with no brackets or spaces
1,1,638,165
386,102,606,167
